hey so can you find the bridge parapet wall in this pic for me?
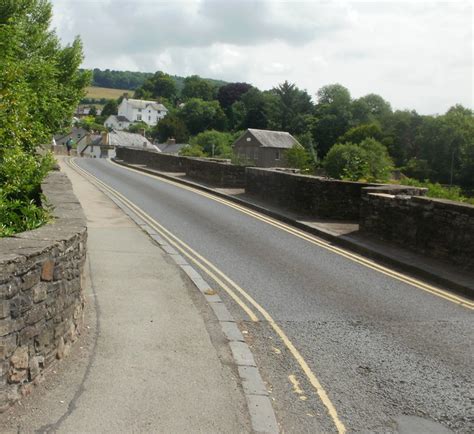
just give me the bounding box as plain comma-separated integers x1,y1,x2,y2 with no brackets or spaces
360,193,474,266
0,171,86,411
245,167,376,220
116,147,246,187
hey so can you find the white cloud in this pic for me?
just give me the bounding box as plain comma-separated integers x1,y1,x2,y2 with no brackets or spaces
50,0,473,114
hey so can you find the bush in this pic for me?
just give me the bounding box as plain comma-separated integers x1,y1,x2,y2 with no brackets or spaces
188,130,234,158
324,139,392,181
402,178,474,205
0,147,53,237
324,143,368,181
284,145,314,172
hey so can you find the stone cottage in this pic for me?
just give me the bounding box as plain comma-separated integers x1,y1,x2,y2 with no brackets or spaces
232,128,302,167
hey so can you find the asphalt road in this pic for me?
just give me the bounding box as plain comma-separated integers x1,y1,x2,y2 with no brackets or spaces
76,158,473,433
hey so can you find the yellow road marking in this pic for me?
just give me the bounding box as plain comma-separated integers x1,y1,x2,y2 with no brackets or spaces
69,158,348,434
109,159,474,311
289,374,304,394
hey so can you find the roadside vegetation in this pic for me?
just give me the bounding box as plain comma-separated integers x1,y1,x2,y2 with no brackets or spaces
0,0,90,236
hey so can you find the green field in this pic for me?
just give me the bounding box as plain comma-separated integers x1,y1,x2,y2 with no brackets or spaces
85,86,132,100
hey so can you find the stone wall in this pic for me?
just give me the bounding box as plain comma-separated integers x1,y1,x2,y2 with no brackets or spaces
360,193,474,266
0,171,87,411
185,158,246,188
116,147,187,172
245,168,381,220
115,147,246,188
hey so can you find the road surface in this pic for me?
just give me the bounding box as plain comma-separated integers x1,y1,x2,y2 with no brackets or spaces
74,158,473,433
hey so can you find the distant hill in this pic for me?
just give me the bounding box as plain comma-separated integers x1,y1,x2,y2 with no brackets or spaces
84,68,227,93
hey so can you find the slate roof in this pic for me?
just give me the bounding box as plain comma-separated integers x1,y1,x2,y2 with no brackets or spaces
155,142,188,155
245,128,300,149
124,98,168,112
109,130,160,152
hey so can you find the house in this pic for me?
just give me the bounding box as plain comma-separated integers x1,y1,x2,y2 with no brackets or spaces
232,128,302,167
155,138,188,155
104,115,132,130
77,130,159,159
117,98,168,127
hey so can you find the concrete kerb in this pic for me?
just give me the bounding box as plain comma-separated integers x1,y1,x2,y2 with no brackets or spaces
112,158,474,300
73,162,279,434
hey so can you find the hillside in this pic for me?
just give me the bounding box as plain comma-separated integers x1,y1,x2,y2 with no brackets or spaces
84,68,227,93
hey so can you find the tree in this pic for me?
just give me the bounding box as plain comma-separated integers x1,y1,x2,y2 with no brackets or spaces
101,99,118,117
271,81,313,132
324,143,368,181
284,145,314,172
182,75,215,101
313,84,353,156
133,71,177,101
324,139,392,181
351,94,392,125
0,0,89,235
152,114,189,143
338,123,383,144
217,82,253,109
189,130,234,158
240,88,269,129
0,0,90,152
178,98,227,135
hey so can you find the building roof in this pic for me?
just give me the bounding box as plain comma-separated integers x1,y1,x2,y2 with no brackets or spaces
109,130,160,152
123,98,168,112
244,129,300,149
105,114,131,123
155,142,188,155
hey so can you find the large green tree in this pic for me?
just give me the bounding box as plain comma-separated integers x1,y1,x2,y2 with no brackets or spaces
271,81,314,133
0,0,89,235
178,98,227,135
312,84,353,156
181,75,215,101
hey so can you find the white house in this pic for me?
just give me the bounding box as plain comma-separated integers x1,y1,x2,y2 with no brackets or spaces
104,115,132,130
118,98,168,127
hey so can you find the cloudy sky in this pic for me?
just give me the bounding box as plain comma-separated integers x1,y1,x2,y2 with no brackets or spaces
50,0,472,114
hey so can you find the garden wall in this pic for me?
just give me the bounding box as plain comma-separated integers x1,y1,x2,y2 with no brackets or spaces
0,171,86,411
360,193,474,266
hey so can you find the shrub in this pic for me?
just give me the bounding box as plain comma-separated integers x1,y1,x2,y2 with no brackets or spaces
324,143,368,181
402,178,474,205
324,139,392,181
284,145,314,172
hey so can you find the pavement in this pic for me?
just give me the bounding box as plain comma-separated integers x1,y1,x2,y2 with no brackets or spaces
113,161,474,299
0,159,263,433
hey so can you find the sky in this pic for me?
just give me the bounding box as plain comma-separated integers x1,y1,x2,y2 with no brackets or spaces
50,0,473,115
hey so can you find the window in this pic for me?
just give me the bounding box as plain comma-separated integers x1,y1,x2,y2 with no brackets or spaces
137,114,142,121
246,137,251,142
119,123,122,127
138,108,142,112
148,110,151,113
148,116,151,121
275,150,280,161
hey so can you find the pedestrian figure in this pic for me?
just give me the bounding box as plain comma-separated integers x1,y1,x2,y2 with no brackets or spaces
66,137,74,156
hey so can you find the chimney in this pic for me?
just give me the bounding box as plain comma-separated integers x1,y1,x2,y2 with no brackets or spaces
101,131,109,146
167,137,176,145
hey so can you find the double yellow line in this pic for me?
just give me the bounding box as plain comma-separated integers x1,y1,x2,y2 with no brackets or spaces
69,158,348,434
109,159,474,311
